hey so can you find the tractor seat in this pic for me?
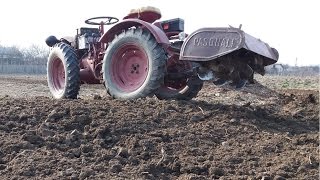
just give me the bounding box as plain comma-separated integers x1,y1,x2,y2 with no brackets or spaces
123,6,161,23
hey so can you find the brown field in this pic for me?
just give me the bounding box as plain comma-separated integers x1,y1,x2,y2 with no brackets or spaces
0,74,319,179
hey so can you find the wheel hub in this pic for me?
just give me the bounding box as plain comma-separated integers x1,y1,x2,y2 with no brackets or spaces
131,63,140,74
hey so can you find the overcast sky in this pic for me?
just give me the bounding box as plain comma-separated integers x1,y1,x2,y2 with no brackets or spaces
0,0,318,66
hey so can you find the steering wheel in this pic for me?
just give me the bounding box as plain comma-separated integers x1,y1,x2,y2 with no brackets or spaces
85,16,119,25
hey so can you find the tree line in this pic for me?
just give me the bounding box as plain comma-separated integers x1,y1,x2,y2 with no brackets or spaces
0,44,49,65
0,44,49,74
266,63,319,76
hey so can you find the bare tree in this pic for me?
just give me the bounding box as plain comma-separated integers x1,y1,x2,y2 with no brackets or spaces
0,45,24,64
21,44,49,64
0,43,48,74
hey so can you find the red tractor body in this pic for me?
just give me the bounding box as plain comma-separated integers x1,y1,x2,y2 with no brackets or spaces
45,7,278,100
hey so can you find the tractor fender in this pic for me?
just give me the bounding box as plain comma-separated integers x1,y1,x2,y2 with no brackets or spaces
99,19,170,48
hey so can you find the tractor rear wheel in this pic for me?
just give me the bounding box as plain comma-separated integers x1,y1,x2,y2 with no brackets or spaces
47,43,80,99
103,28,166,99
155,58,203,100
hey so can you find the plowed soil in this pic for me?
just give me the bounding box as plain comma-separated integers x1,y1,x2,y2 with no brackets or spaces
0,75,319,180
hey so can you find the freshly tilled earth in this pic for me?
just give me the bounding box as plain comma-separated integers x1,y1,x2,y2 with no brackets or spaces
0,75,319,179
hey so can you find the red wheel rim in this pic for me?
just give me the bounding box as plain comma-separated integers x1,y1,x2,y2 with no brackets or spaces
164,78,187,90
161,57,190,92
111,43,149,92
50,57,65,92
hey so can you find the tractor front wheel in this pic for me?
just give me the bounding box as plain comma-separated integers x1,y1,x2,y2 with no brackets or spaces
103,28,166,99
47,43,80,99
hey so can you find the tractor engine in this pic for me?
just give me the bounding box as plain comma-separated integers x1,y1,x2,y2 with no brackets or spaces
76,27,101,50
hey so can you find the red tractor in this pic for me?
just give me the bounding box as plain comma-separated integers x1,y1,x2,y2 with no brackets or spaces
45,6,278,100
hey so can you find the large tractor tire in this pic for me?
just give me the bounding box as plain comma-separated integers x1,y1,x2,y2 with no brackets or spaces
47,43,80,99
103,28,166,99
155,58,203,100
